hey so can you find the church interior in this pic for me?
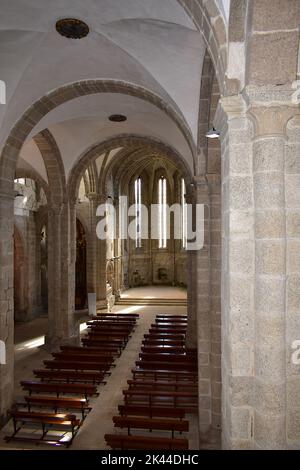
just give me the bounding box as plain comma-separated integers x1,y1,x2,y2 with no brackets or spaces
0,0,299,451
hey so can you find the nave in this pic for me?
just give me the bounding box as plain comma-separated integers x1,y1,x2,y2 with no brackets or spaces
0,292,207,450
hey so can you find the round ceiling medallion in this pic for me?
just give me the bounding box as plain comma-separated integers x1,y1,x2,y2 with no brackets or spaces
109,114,127,122
56,18,89,39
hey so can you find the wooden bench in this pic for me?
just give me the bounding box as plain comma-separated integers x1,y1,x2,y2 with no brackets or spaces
86,332,129,342
155,317,187,326
156,315,187,319
118,404,185,420
95,313,139,318
149,328,187,335
24,395,91,420
113,415,189,438
61,345,120,356
127,379,197,392
123,389,197,407
131,368,197,382
139,352,197,362
142,339,186,347
88,324,133,332
20,380,98,400
52,352,115,364
145,333,186,340
141,346,195,355
135,360,197,371
87,328,131,335
5,410,81,447
154,322,187,327
81,338,124,350
105,433,188,450
33,369,108,384
43,360,111,372
87,320,136,326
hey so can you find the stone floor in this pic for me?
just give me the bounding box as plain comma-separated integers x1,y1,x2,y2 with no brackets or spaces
120,286,187,300
0,287,199,450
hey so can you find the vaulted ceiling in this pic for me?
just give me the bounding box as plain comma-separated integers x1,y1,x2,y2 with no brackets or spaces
0,0,228,184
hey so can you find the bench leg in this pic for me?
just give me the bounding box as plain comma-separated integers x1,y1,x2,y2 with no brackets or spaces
41,422,48,439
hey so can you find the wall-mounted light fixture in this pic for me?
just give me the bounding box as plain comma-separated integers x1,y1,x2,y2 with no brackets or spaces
206,127,220,139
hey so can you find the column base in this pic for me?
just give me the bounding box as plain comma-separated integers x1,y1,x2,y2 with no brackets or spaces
44,332,80,352
97,298,108,311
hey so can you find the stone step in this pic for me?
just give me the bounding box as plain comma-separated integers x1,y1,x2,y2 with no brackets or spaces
115,298,187,306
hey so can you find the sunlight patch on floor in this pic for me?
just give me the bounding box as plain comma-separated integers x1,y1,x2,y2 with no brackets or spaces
115,306,144,313
15,335,45,352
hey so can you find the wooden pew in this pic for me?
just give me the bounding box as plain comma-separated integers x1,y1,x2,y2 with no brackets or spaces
5,410,81,447
144,333,185,340
105,433,188,450
87,320,136,326
154,322,187,327
86,332,130,341
95,313,139,318
113,415,189,438
81,338,124,351
149,327,186,335
141,346,195,355
131,369,197,382
155,320,187,324
127,379,197,392
118,404,185,420
156,314,187,318
33,369,108,384
23,395,91,420
61,345,120,356
43,360,111,372
52,352,115,363
142,339,186,347
139,352,197,362
20,380,98,400
88,324,133,332
135,360,197,371
123,390,197,412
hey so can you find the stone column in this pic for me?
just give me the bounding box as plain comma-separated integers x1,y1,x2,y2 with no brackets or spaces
113,197,122,299
208,175,222,432
251,105,295,449
86,193,99,294
186,178,212,437
216,95,256,450
285,114,300,449
45,201,79,351
217,90,298,449
96,194,107,309
0,193,14,426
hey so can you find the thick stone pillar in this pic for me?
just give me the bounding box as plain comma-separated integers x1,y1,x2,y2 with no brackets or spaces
0,193,14,426
96,194,107,309
186,248,197,347
285,114,300,449
216,95,256,449
217,89,298,449
251,105,296,449
45,202,78,351
186,178,212,437
86,193,99,294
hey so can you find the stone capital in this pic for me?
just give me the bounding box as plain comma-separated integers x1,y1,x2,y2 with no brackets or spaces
48,203,63,217
219,94,248,120
86,192,99,202
250,106,297,137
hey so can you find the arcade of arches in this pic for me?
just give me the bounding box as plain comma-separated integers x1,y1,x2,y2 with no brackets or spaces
0,0,300,450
